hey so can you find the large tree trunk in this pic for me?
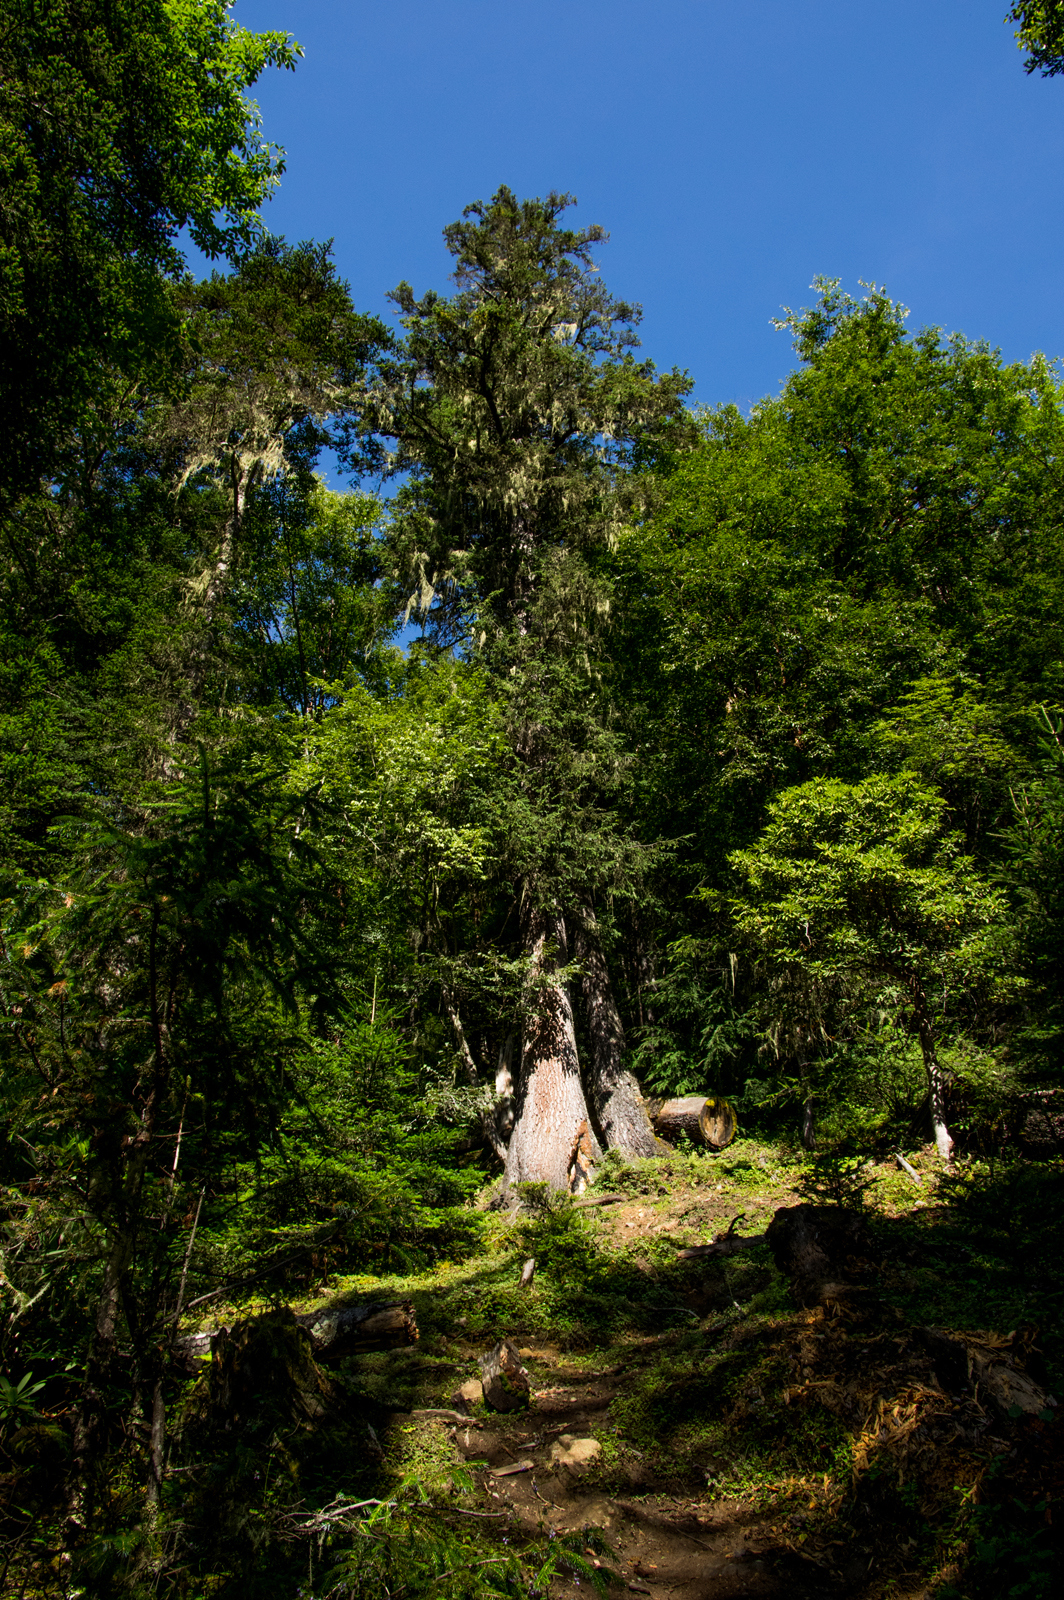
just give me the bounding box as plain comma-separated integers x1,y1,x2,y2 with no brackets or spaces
573,909,658,1158
504,905,601,1192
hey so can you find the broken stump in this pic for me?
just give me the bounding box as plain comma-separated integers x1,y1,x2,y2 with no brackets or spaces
765,1204,878,1306
478,1338,531,1412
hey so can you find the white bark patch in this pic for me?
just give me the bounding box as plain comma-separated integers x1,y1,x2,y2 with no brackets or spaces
504,912,599,1191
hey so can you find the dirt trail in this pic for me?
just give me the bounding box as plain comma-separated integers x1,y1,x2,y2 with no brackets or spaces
437,1342,808,1599
351,1146,1041,1597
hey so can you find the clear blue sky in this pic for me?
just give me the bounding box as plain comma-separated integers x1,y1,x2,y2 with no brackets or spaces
231,1,1064,411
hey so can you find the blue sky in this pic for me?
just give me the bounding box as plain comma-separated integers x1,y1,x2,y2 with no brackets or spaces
230,1,1064,414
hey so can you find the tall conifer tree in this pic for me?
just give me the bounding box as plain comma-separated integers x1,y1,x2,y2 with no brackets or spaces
361,188,691,1183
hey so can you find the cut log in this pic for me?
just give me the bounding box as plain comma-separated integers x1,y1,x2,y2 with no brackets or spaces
297,1299,418,1359
172,1298,417,1375
651,1095,737,1150
478,1338,531,1412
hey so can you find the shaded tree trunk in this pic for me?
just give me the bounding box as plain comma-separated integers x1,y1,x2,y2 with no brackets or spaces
164,455,254,769
909,979,953,1164
493,1032,515,1155
573,908,658,1158
71,1119,160,1519
504,904,601,1192
443,988,509,1163
798,1055,817,1150
71,913,176,1519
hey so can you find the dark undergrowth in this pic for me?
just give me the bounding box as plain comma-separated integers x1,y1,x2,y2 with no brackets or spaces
2,1146,1063,1597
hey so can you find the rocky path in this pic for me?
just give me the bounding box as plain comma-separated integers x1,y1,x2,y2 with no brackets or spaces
436,1343,795,1599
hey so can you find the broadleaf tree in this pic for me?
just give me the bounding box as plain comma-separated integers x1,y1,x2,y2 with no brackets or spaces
0,0,301,502
726,773,1017,1162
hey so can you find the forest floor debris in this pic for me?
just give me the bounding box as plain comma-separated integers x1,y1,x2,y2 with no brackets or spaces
230,1140,1059,1598
6,1141,1064,1596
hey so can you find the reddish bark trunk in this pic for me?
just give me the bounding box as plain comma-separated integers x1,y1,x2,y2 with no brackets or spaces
504,906,601,1192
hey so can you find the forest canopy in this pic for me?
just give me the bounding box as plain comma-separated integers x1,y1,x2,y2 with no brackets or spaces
3,5,1064,1597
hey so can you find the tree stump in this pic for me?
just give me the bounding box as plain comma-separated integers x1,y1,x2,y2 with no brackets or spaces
206,1309,337,1430
651,1095,737,1150
478,1338,531,1412
765,1204,878,1306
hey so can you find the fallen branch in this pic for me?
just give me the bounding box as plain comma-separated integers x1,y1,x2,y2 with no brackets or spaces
894,1151,923,1185
676,1214,760,1260
269,1494,395,1543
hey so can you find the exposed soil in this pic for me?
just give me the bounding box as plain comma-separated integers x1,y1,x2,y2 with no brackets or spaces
370,1152,952,1598
178,1142,1064,1598
441,1340,801,1599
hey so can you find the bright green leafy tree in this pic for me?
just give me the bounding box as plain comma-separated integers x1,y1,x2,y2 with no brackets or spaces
1008,2,1064,75
0,0,301,499
606,280,1064,1110
726,773,1017,1162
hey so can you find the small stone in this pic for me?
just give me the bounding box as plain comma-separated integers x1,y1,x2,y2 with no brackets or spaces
452,1377,483,1412
549,1433,602,1474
